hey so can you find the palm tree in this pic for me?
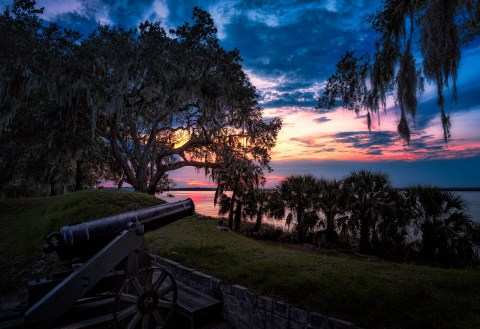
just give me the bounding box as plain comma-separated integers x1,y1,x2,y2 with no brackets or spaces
242,189,270,231
370,188,411,259
406,186,478,266
343,170,394,253
317,178,347,243
214,154,264,232
268,175,321,242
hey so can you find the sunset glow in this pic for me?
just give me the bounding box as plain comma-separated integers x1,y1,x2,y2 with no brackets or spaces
9,0,478,188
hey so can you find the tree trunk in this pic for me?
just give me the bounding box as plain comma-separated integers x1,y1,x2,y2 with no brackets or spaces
228,188,237,230
233,202,242,232
325,212,338,243
297,208,306,242
136,164,149,194
253,206,263,231
117,175,125,189
359,216,371,253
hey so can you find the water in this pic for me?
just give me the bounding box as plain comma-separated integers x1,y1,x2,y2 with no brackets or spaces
157,190,480,224
157,190,224,217
460,191,480,223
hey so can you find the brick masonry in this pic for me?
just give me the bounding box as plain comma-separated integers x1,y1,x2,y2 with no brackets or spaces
151,255,361,329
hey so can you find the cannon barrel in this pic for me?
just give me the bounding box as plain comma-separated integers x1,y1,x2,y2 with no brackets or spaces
44,198,194,260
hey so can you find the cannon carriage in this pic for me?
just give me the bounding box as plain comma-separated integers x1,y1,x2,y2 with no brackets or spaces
1,199,196,329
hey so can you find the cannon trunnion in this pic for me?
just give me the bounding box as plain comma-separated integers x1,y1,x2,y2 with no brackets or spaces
1,199,194,329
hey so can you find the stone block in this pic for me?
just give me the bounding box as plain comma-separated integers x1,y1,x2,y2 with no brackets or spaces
175,264,194,280
290,306,308,324
231,284,248,300
220,282,232,296
309,312,328,329
223,295,239,315
251,305,266,319
250,312,266,329
328,317,354,329
245,291,258,305
210,277,222,290
273,300,290,318
191,271,213,294
289,321,306,329
237,301,251,323
154,256,179,270
265,314,286,329
258,295,273,311
225,313,239,328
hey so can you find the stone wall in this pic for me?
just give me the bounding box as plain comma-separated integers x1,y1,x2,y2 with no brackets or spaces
152,255,361,329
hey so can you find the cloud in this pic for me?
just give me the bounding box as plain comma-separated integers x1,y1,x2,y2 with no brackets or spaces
314,116,332,124
138,0,169,27
289,136,325,148
367,149,383,155
333,131,400,149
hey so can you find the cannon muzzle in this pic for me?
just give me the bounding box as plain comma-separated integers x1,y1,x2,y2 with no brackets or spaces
44,198,194,260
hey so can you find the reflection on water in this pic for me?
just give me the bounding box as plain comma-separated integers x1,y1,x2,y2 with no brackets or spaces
156,190,290,230
157,190,480,224
157,191,225,218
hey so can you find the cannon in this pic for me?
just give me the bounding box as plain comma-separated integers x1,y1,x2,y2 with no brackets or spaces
1,199,194,329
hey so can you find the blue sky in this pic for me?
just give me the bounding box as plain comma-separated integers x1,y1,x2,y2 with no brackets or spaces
4,0,480,187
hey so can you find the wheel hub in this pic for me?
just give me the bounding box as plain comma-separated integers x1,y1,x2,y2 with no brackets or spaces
137,291,159,314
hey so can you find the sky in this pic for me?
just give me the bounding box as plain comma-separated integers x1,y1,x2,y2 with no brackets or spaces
3,0,480,188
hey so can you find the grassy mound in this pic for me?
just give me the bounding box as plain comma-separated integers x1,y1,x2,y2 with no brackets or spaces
0,189,163,295
148,217,480,329
1,192,479,328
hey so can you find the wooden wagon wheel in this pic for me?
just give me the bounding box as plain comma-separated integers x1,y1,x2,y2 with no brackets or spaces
113,266,177,329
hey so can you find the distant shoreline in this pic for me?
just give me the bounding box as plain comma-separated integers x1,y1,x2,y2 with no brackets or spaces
168,187,480,192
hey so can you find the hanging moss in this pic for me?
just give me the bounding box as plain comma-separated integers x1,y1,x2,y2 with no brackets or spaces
319,0,479,144
397,44,417,119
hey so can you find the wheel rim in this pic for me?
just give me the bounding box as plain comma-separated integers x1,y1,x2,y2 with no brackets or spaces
113,266,177,329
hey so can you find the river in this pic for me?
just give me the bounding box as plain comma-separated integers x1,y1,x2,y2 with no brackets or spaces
157,190,480,224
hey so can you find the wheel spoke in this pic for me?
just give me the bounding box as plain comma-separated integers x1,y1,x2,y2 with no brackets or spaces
152,272,167,292
157,300,174,309
142,314,149,329
146,269,153,291
125,311,142,329
116,305,138,322
158,284,174,298
115,268,177,329
132,277,145,295
119,293,139,304
152,309,166,327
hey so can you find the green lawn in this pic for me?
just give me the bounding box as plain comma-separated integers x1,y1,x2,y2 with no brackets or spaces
0,190,479,328
148,216,480,329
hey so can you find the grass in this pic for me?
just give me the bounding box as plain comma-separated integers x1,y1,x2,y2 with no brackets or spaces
1,190,479,328
148,216,480,329
0,189,163,296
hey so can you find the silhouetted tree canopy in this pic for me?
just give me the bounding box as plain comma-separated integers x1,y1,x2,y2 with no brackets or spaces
261,173,479,266
0,1,281,196
318,0,480,143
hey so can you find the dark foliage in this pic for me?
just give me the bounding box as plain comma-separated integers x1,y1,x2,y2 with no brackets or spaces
247,173,479,268
318,0,480,143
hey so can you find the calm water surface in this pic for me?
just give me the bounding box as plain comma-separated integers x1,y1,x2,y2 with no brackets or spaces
157,190,480,224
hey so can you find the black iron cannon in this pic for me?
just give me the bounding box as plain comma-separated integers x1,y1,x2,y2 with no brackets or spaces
1,199,195,329
44,199,194,260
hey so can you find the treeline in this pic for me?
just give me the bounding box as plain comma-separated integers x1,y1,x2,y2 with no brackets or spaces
0,1,281,197
220,171,480,268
